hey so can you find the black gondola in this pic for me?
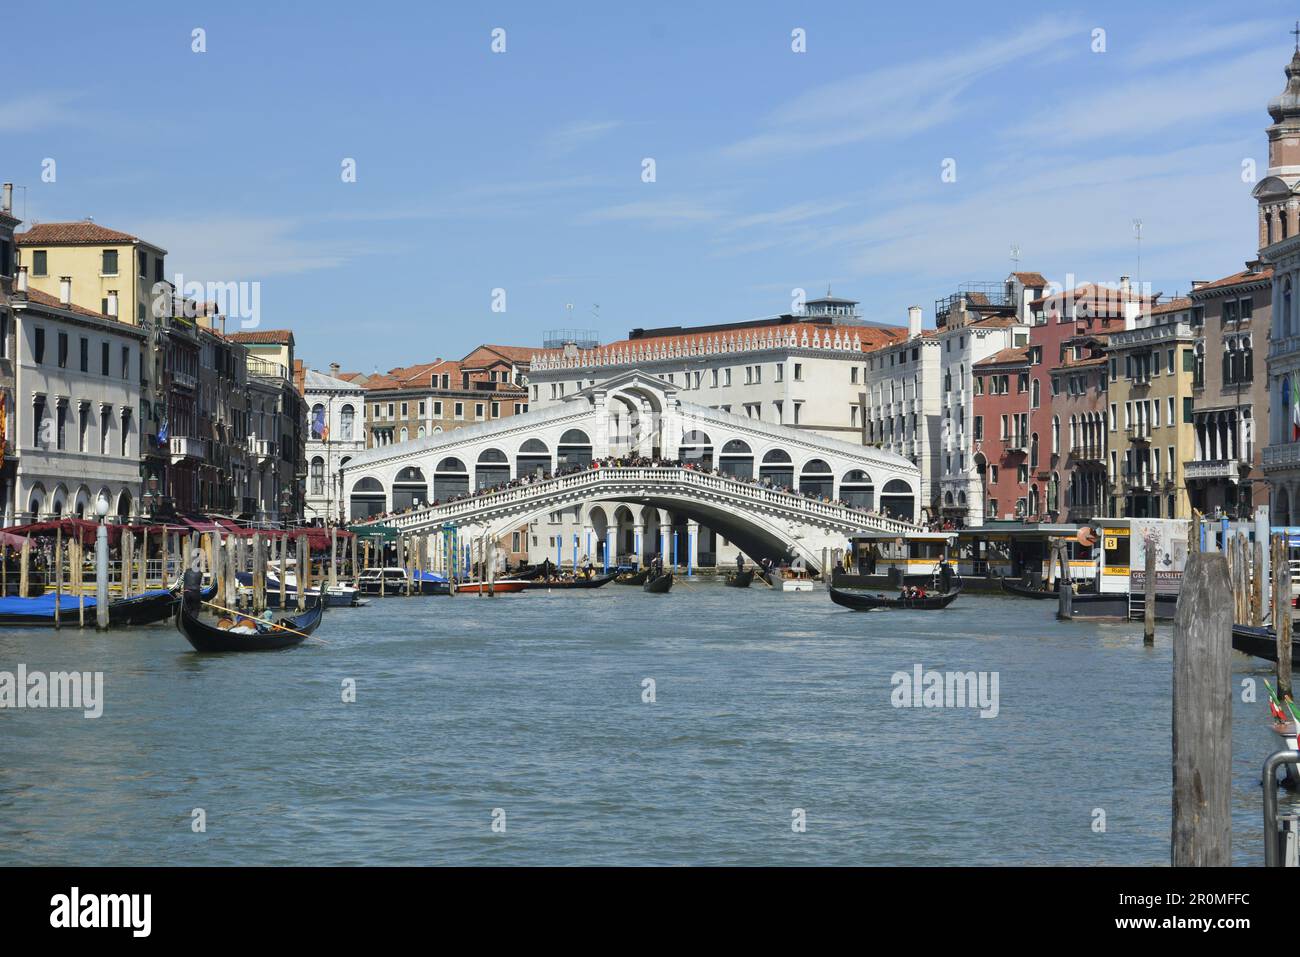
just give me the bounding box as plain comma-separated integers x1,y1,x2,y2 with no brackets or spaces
176,599,323,652
829,586,961,611
1231,623,1300,665
725,569,754,588
108,589,180,626
616,568,652,586
998,576,1058,600
643,572,673,593
524,573,616,590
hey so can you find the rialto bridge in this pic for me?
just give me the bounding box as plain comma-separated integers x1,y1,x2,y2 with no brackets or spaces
341,370,922,573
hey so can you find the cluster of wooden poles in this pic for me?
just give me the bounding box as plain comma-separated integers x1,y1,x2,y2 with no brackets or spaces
1,525,365,625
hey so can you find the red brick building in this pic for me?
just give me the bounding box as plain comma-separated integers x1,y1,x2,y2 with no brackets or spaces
973,347,1030,520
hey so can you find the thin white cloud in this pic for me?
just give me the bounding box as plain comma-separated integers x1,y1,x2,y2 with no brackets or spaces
1005,48,1278,146
1123,18,1279,66
131,217,356,279
541,120,622,157
579,197,727,227
0,92,80,132
719,17,1083,161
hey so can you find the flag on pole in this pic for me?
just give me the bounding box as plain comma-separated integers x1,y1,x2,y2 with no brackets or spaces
312,405,326,440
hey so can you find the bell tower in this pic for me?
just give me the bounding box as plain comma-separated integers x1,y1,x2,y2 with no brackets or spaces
1255,28,1300,250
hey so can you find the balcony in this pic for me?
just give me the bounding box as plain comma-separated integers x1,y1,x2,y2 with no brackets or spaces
169,435,206,464
1184,459,1240,482
1264,442,1300,471
1005,433,1029,452
1125,423,1151,442
1122,470,1155,491
1071,444,1105,463
246,436,274,465
171,370,197,391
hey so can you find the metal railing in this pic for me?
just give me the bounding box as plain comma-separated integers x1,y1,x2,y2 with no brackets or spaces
1264,750,1300,866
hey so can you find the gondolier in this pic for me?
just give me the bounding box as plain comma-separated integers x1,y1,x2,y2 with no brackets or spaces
182,564,204,612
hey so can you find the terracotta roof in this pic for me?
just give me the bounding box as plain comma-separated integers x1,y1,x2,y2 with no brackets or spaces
16,222,145,246
227,329,295,345
1150,296,1193,316
533,321,905,364
1011,271,1048,287
1190,266,1274,294
1057,355,1108,369
1029,283,1154,313
974,346,1029,368
19,287,119,323
967,315,1022,329
469,344,534,363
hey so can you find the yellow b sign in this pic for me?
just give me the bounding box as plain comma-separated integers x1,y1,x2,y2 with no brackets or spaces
1104,536,1117,550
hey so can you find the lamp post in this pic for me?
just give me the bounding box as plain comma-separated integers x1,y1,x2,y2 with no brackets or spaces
94,493,110,630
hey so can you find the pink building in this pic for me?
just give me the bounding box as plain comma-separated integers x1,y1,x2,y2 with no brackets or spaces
973,347,1030,520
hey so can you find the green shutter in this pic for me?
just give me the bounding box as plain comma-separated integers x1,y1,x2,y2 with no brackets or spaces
1182,396,1193,423
1182,348,1194,372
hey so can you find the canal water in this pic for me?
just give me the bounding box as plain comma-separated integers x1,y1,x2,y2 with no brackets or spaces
0,583,1286,865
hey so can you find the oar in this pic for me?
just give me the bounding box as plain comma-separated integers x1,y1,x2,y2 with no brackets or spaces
200,600,328,644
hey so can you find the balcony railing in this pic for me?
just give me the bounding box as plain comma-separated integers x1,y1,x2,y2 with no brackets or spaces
1264,442,1300,470
1125,423,1151,441
246,436,274,463
169,435,206,463
1184,459,1240,481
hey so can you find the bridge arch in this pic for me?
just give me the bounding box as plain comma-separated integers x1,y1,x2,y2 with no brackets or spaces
394,466,429,510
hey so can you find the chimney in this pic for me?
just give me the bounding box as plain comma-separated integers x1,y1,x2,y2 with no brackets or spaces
329,362,341,377
1119,275,1130,299
15,265,27,294
907,305,923,339
1,184,11,214
58,276,71,307
106,289,119,317
1190,280,1208,290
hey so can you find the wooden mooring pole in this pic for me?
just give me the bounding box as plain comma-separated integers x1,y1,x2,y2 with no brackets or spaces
1171,550,1232,866
1276,533,1293,701
1143,536,1156,645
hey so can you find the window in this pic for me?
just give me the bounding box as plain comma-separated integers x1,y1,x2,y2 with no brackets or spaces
710,368,719,388
101,342,109,375
400,402,408,417
57,332,68,369
102,249,118,276
433,401,443,417
724,368,732,387
121,345,130,379
32,250,47,277
454,402,464,419
974,415,983,440
120,409,131,457
138,250,148,278
79,404,89,452
310,457,325,495
491,401,500,418
79,337,88,373
1182,397,1193,424
475,403,484,419
33,327,44,364
100,407,111,455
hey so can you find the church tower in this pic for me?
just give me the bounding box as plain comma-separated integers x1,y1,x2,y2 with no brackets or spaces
1254,32,1300,250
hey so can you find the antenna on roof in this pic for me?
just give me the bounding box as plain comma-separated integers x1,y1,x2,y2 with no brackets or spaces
591,303,600,323
1133,219,1143,291
1010,243,1021,267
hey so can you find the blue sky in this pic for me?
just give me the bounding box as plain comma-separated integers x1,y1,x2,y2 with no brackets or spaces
5,1,1295,371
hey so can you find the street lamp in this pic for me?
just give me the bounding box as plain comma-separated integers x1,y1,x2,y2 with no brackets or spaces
94,493,110,630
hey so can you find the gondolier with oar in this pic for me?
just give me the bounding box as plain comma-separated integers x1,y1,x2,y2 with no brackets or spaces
735,553,744,574
182,562,204,613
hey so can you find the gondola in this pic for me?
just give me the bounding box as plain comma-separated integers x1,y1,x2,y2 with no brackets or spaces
1231,623,1300,666
616,568,652,586
643,572,673,593
108,588,180,626
176,599,323,652
998,576,1059,600
524,573,616,590
725,569,754,588
0,581,214,627
829,585,962,611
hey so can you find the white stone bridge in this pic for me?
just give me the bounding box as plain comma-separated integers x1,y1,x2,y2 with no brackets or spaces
341,370,922,572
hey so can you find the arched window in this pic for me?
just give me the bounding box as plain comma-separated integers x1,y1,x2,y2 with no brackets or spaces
759,448,793,489
881,479,915,521
1052,416,1060,456
476,447,510,489
516,439,551,479
1030,433,1040,469
431,459,467,501
349,476,386,518
310,403,325,439
399,426,409,442
1031,378,1040,409
719,439,753,479
395,466,431,509
340,404,355,441
840,469,874,509
680,430,713,468
557,428,592,469
799,459,834,498
310,456,325,495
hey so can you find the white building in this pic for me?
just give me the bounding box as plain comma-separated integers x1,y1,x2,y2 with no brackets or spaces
527,296,906,443
303,364,366,523
8,274,145,522
864,298,1028,524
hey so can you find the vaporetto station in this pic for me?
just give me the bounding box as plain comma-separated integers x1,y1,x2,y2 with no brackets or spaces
342,370,923,573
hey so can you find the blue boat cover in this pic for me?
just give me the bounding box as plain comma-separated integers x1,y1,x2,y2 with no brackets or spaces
0,592,97,616
412,570,447,583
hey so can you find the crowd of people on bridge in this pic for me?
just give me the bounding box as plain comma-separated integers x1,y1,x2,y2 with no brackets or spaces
359,454,908,525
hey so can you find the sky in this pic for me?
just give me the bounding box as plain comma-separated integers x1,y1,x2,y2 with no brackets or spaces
4,0,1296,373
